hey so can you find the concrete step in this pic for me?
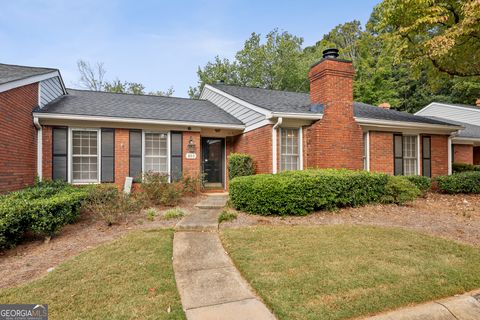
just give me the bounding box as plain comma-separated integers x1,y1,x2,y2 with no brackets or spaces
175,209,219,232
194,195,228,209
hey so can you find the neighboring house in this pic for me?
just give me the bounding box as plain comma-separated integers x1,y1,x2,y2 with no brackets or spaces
416,102,480,165
0,50,464,193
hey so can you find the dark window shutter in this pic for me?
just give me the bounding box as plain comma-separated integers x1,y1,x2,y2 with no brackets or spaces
422,136,431,177
101,129,115,182
393,134,403,176
52,127,68,181
129,130,142,179
170,132,183,181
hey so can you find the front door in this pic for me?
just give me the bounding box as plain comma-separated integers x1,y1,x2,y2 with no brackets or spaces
201,138,224,188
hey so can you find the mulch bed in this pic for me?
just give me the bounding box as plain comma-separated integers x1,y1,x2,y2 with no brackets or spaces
0,195,205,289
221,193,480,247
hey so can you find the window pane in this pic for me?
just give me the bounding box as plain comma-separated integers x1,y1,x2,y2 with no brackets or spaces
72,130,98,182
144,133,168,174
403,136,418,176
280,129,299,171
422,137,431,158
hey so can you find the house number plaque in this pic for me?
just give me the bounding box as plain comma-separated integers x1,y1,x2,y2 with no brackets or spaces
186,153,197,159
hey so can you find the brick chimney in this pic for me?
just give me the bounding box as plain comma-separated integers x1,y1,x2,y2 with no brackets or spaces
378,102,391,109
304,48,364,170
476,98,480,107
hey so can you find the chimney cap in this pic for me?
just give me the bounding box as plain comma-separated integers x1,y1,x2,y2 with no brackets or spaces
322,48,339,59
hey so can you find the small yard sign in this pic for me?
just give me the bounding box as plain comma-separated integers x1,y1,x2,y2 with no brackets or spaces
124,177,133,194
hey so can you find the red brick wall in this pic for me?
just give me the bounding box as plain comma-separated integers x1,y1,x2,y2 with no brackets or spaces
474,147,480,165
0,83,38,193
305,59,364,169
431,135,449,176
42,126,53,180
453,144,473,164
233,125,273,174
115,129,130,188
183,132,201,178
369,131,394,174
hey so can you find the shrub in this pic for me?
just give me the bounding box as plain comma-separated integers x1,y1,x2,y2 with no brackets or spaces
0,181,88,249
145,208,158,221
218,209,237,223
182,174,204,195
452,162,480,173
228,153,255,181
382,176,421,205
436,171,480,194
163,207,185,219
84,184,140,225
141,171,184,206
405,175,431,193
230,169,393,216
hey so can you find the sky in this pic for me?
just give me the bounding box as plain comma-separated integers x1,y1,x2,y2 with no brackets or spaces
0,0,380,97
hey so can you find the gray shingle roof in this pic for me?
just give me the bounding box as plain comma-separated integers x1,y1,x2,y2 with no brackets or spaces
211,84,454,126
423,117,480,139
0,63,57,85
35,89,244,125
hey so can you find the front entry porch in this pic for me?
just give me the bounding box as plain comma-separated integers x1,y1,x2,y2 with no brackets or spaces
201,137,226,190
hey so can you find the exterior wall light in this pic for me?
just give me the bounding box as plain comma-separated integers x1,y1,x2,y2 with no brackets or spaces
187,136,196,153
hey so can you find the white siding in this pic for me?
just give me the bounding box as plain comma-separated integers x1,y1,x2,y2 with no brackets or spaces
201,86,265,128
40,76,63,107
416,103,480,126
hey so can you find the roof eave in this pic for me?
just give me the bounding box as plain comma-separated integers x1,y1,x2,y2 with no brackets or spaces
32,112,246,130
0,70,64,94
355,117,463,132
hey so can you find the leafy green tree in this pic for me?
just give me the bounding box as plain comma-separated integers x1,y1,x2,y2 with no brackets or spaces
375,0,480,77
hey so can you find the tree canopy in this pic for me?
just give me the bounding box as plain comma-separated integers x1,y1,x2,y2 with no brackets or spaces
190,0,479,112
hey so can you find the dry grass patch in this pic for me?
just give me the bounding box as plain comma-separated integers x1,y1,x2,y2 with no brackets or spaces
221,225,480,320
0,229,185,320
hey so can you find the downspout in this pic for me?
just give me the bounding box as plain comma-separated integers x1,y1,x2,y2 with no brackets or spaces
448,135,453,175
33,117,42,181
272,117,283,174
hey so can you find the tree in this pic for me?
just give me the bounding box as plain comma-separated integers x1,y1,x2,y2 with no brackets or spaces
376,0,480,77
78,60,174,96
77,60,106,91
189,29,305,98
322,20,363,61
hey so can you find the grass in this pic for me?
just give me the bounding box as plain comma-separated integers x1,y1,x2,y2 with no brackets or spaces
163,208,185,220
218,209,237,223
0,230,185,320
221,225,480,320
145,207,158,221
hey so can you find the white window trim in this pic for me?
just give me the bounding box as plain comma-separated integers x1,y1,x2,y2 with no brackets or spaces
68,127,101,184
417,134,421,175
279,127,301,172
142,130,171,182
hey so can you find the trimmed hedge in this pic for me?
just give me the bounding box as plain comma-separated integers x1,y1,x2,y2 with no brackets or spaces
405,175,432,193
0,181,89,250
229,169,420,216
436,171,480,194
452,162,480,173
228,153,255,181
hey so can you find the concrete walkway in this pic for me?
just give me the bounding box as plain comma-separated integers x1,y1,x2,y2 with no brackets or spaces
173,194,276,320
366,291,480,320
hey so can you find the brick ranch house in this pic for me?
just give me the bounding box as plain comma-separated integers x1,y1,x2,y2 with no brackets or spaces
0,49,470,194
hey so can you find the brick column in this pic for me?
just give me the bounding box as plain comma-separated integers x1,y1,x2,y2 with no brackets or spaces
42,126,53,180
369,131,393,174
115,129,129,188
183,132,201,178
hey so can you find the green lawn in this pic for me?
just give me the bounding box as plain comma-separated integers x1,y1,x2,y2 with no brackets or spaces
221,225,480,320
0,229,185,320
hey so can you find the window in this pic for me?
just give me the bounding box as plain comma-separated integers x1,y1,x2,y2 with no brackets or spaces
402,135,418,176
422,136,431,177
144,132,168,173
72,130,99,183
280,128,300,171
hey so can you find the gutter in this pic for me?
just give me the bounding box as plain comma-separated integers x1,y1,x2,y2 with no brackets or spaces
33,117,42,181
272,117,283,174
32,112,246,130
